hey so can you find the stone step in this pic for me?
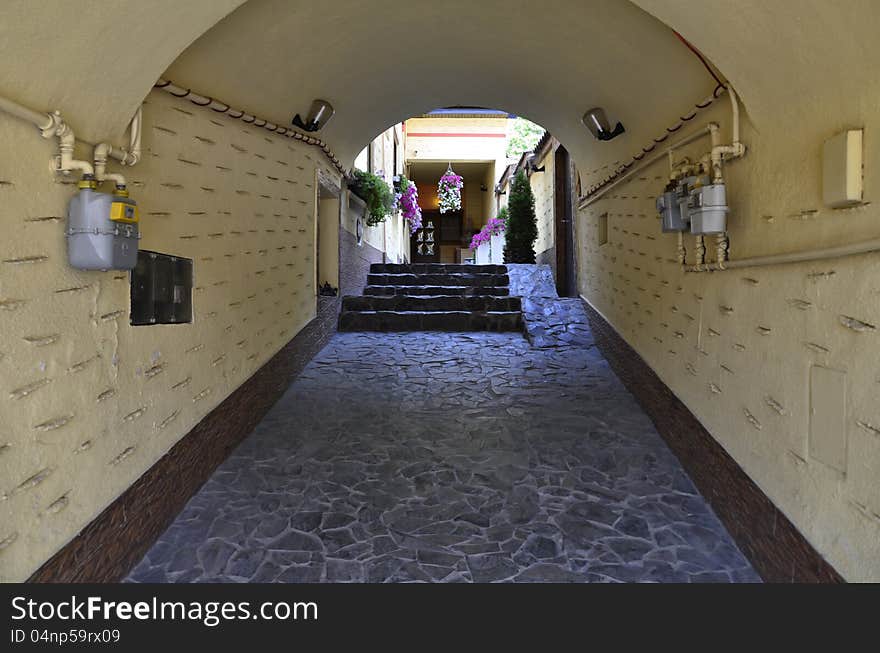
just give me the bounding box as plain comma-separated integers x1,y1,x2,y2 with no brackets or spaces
367,273,509,287
370,263,507,274
364,285,510,296
342,295,522,313
338,310,523,332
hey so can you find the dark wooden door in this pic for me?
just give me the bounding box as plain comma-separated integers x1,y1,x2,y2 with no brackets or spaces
554,146,575,296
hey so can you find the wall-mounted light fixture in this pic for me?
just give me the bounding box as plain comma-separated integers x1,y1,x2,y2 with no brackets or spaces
292,99,335,132
529,162,545,174
582,107,625,141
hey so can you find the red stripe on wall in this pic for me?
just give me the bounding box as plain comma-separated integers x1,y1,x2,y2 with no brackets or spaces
407,132,507,138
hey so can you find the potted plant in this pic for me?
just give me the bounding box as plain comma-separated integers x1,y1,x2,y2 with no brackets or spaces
349,169,394,226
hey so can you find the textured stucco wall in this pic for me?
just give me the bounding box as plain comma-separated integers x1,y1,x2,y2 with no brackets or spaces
577,93,880,581
0,89,338,581
530,149,556,267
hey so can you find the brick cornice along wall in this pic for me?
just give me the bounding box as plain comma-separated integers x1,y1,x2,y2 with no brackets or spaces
28,297,340,583
581,298,843,583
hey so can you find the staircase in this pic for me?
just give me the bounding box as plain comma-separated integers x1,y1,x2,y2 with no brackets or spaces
338,263,523,332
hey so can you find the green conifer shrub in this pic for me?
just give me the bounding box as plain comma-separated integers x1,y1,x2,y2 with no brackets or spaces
503,170,537,264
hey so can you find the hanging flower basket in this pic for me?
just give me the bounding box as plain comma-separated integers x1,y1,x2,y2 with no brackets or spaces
438,165,463,213
396,176,422,233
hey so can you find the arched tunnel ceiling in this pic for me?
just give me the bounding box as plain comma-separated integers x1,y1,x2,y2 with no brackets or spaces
162,0,713,168
0,0,246,143
634,0,880,136
1,0,878,172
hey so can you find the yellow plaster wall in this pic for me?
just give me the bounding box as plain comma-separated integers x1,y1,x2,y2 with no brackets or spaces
318,197,340,287
404,117,508,165
576,95,880,582
482,164,497,224
530,150,556,257
0,89,336,581
464,181,484,234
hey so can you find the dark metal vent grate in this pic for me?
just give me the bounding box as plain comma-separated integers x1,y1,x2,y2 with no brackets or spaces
130,250,193,326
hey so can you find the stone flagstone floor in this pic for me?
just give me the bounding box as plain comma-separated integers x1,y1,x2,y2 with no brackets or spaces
127,268,760,583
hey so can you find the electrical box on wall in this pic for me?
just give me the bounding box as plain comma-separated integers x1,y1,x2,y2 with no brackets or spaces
823,129,863,208
130,250,193,326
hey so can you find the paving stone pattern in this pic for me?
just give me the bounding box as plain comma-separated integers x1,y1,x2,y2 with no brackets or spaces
507,264,600,350
127,266,760,583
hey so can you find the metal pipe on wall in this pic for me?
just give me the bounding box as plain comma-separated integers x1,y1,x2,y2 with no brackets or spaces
0,92,142,179
0,95,55,133
683,238,880,272
0,94,94,175
579,125,716,208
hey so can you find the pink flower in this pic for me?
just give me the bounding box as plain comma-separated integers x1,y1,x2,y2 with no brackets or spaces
469,218,506,250
397,178,423,233
485,218,506,235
